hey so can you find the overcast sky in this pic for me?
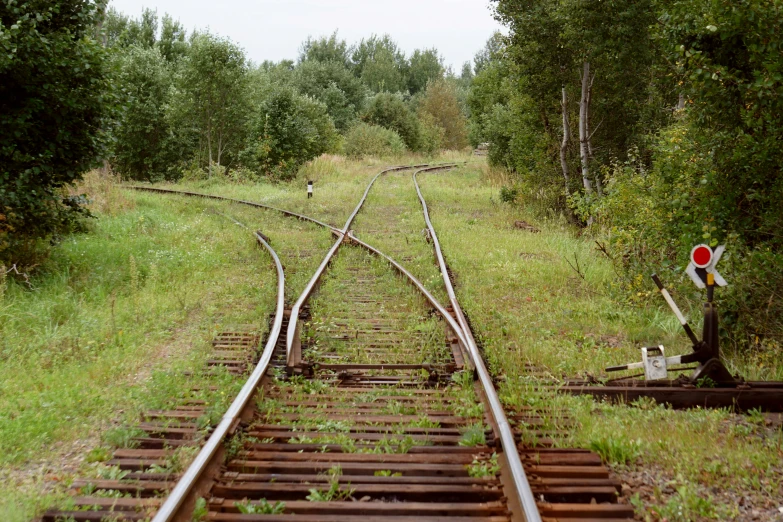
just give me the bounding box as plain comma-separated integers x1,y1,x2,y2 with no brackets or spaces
108,0,505,70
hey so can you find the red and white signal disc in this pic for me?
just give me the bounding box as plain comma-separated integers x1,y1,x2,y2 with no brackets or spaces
691,244,713,269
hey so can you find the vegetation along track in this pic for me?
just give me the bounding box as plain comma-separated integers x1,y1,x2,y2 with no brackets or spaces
43,164,632,522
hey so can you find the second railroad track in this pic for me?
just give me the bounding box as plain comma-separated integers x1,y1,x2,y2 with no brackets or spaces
43,164,633,522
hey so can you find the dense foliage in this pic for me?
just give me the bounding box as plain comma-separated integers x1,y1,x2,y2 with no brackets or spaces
0,0,113,265
240,86,338,178
343,122,407,158
481,0,783,349
1,5,476,266
102,15,470,181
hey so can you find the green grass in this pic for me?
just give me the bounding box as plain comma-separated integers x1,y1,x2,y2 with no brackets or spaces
0,178,334,520
5,153,781,520
416,159,783,519
353,170,449,304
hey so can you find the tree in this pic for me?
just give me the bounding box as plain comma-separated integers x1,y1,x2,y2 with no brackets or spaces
0,0,113,264
407,48,443,95
473,31,505,74
298,31,350,68
240,86,338,179
111,46,182,181
293,60,368,131
103,7,156,48
417,79,468,150
352,35,408,93
157,14,187,62
169,33,249,172
362,93,420,150
103,8,188,62
491,0,660,200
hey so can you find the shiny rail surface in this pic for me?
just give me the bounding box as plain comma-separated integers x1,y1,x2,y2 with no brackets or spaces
412,167,542,522
151,218,287,521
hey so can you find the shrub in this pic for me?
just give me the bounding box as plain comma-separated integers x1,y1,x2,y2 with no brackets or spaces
240,87,339,179
417,78,468,150
417,113,445,154
110,46,183,181
292,60,367,131
0,0,114,265
499,186,518,204
342,123,406,158
361,93,421,150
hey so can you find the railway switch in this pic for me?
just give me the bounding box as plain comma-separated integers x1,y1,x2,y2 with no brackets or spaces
606,245,738,385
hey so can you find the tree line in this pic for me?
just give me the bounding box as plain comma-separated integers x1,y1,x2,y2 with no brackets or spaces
0,1,471,266
105,8,471,181
470,0,783,349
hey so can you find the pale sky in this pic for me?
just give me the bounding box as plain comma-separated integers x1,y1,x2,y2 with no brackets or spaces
108,0,505,71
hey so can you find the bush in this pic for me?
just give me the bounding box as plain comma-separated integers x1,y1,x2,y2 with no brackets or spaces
499,186,519,204
293,60,367,131
342,122,406,158
0,0,113,265
110,46,183,181
361,93,421,151
416,113,445,154
240,87,339,179
417,78,468,150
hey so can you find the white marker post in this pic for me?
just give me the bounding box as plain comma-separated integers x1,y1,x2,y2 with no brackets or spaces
307,180,313,199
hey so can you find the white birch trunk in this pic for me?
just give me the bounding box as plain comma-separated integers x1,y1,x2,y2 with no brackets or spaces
579,61,593,193
560,87,571,193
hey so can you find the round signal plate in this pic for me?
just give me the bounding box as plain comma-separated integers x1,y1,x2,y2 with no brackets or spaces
691,244,713,269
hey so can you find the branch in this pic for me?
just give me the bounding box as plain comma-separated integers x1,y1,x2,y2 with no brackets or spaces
4,264,35,288
564,252,586,280
588,118,604,141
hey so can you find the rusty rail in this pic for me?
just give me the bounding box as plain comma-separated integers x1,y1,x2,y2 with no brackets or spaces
116,162,550,522
283,164,451,367
151,217,286,522
413,166,543,522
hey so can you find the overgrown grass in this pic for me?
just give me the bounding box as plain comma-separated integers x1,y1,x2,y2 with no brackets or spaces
0,175,330,520
353,170,449,304
417,159,783,519
7,154,781,520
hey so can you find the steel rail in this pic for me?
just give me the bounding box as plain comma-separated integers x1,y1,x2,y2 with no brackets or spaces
283,163,456,366
128,163,467,521
413,167,543,522
347,232,471,350
126,186,337,231
151,217,286,522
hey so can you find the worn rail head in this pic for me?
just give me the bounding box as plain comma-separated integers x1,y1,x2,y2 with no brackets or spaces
151,219,286,522
413,165,543,522
283,163,456,367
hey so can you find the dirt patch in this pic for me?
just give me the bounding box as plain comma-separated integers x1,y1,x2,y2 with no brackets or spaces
616,463,783,521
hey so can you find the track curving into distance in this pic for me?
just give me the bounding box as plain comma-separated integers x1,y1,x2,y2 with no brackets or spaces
123,163,542,521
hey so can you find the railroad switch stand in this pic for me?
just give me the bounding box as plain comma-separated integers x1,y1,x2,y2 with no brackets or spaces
607,260,738,385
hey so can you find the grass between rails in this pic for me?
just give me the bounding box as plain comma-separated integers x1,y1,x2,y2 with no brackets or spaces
306,245,451,367
0,155,454,520
417,160,783,520
7,153,781,520
352,170,449,305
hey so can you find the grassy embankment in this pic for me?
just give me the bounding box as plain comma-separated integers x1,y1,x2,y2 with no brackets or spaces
2,155,449,521
0,172,334,520
417,161,782,521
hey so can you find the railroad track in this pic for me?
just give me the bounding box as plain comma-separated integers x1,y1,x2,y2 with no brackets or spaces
43,163,632,522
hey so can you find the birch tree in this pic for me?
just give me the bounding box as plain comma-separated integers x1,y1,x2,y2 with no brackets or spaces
171,33,249,173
